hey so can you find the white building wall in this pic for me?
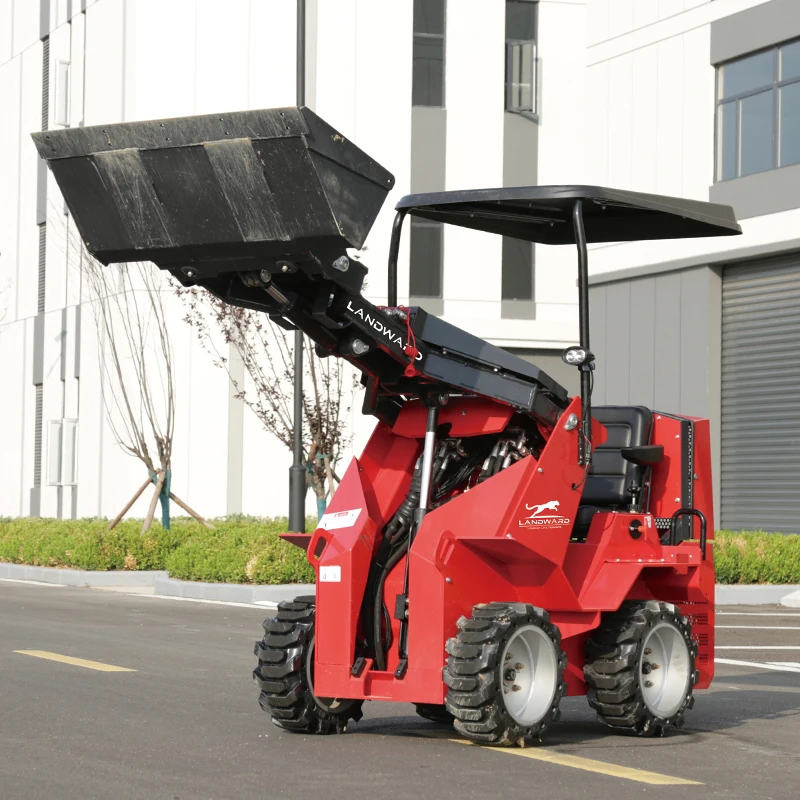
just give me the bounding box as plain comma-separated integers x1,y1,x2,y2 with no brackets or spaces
0,0,637,521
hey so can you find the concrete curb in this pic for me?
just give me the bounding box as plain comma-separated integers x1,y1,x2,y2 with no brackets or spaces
0,562,167,587
716,584,800,605
2,562,799,607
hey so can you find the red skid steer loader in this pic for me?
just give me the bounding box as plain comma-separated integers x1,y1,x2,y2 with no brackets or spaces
33,106,741,746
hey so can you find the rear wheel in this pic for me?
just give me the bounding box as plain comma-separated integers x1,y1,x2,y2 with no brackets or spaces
443,602,567,746
584,600,697,736
253,596,363,734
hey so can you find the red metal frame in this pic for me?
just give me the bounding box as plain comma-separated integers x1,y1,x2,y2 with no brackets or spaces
294,396,715,704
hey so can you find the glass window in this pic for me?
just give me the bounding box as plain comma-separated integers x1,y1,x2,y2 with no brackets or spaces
505,1,537,114
502,236,533,301
715,38,800,180
780,41,800,81
409,218,443,298
719,50,774,100
62,420,78,485
55,60,70,127
739,90,774,176
47,421,62,486
413,0,445,107
780,82,800,167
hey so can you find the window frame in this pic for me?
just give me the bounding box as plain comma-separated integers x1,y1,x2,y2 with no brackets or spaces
46,418,78,487
412,0,446,108
54,59,70,127
505,0,538,118
716,40,800,181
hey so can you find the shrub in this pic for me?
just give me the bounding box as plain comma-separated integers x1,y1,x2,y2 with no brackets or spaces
1,518,798,585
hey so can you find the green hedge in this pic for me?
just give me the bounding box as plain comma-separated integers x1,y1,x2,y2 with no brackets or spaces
0,516,315,585
714,530,800,585
1,518,798,585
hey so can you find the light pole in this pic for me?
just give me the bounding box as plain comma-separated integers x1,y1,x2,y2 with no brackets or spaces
288,0,307,532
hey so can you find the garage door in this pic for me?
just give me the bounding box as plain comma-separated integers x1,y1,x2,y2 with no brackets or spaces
721,255,800,533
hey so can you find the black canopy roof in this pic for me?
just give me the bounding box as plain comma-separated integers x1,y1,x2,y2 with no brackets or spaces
396,185,741,244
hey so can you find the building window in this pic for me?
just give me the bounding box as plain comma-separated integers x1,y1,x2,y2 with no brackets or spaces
54,60,70,127
409,217,443,298
505,0,537,114
413,0,445,107
47,419,77,486
502,236,534,301
716,39,800,181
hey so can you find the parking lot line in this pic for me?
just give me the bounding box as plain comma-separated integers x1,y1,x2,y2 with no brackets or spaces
716,626,800,630
405,730,700,785
449,739,702,785
716,658,800,673
14,650,136,672
716,646,800,650
717,612,800,617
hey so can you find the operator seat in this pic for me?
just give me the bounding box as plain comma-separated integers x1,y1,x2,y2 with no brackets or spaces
571,406,654,542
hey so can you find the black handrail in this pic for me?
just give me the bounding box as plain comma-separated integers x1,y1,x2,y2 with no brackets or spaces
669,508,707,560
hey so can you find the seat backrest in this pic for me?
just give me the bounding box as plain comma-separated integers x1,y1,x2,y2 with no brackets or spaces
581,406,653,508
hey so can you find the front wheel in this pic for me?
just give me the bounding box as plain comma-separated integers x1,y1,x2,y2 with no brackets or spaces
443,602,567,746
584,600,697,736
253,596,363,734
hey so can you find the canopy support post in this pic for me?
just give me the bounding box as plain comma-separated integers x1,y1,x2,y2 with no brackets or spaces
572,199,592,467
387,209,408,307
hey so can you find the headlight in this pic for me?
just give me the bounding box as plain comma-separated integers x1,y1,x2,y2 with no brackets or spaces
562,346,595,367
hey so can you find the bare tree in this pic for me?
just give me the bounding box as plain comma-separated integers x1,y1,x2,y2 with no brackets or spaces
177,286,358,518
80,251,212,532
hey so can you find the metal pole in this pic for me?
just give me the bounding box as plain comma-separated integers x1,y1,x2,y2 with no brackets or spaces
288,0,307,532
387,209,408,307
572,200,592,466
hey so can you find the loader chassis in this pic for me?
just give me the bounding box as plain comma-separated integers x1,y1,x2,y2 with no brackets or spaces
33,105,740,744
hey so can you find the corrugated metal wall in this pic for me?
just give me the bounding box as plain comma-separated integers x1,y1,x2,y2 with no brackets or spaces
721,255,800,533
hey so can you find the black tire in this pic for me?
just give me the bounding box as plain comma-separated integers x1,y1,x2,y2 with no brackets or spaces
253,596,363,734
584,600,698,737
443,602,567,746
414,703,455,725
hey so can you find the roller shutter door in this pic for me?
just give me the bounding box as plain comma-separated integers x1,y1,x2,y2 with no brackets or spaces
721,255,800,533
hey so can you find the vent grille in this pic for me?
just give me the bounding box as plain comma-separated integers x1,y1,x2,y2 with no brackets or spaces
34,385,43,487
38,224,46,313
42,37,50,131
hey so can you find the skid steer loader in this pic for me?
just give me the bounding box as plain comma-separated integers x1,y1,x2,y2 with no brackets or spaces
34,106,740,746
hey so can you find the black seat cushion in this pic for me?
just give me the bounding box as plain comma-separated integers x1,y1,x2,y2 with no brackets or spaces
572,406,653,541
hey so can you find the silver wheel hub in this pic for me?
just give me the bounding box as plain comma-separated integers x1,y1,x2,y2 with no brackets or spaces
500,624,559,727
640,621,691,718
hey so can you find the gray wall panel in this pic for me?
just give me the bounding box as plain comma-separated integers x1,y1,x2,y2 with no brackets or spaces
410,108,446,193
604,282,631,402
589,266,722,517
653,273,682,412
629,278,656,410
711,0,800,65
709,163,800,220
589,284,607,404
503,112,538,187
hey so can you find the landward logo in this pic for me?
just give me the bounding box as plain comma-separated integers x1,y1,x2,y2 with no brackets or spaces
518,499,571,528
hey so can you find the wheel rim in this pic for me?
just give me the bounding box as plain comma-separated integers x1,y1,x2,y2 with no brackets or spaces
500,623,559,727
640,622,691,718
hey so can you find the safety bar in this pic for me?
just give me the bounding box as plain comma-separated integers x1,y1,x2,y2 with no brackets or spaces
669,508,707,561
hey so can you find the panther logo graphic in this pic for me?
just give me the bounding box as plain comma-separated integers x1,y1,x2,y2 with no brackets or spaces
525,500,560,518
518,499,570,529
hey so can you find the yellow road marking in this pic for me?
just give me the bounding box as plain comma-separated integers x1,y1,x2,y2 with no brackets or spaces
450,740,702,785
14,650,136,672
403,730,701,786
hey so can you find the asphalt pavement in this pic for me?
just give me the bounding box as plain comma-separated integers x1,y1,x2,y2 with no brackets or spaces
1,580,799,800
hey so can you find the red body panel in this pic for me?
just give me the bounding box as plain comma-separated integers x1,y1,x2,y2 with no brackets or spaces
308,396,716,702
